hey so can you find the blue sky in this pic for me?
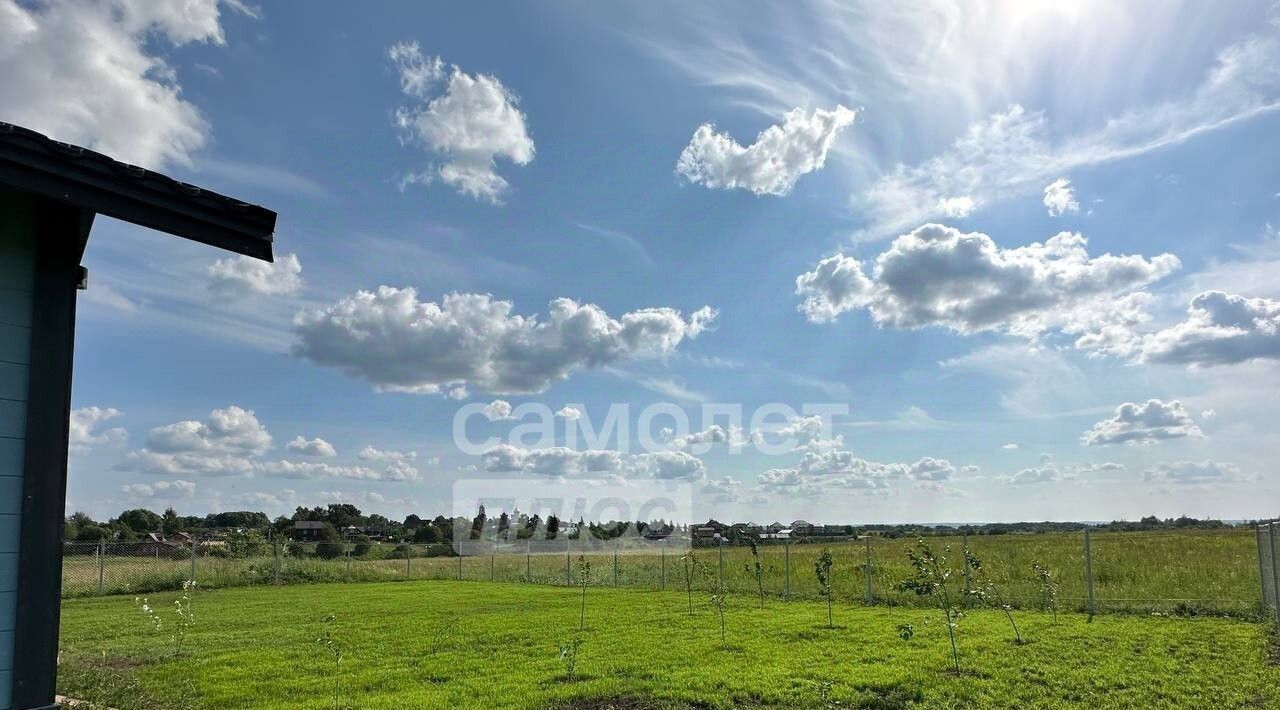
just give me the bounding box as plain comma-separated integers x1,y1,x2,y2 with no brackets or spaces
6,0,1280,523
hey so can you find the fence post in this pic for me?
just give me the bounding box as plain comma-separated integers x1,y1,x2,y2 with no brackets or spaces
190,540,197,584
526,540,531,579
490,548,495,582
864,536,873,604
1257,525,1270,610
273,540,281,585
717,541,724,588
1270,523,1280,624
457,545,463,581
346,549,352,578
405,544,411,579
97,538,105,594
660,541,666,591
565,540,571,586
784,538,791,600
1084,528,1096,615
613,544,619,587
961,532,971,608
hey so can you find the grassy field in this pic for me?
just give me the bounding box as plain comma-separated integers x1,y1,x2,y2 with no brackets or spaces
62,528,1268,617
57,579,1279,709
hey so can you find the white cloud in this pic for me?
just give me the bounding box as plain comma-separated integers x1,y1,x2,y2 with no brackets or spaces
1143,460,1247,485
357,446,417,464
293,287,716,395
389,41,534,202
1140,291,1280,366
121,479,196,499
479,445,705,482
207,253,303,298
796,225,1179,347
936,196,976,218
482,399,514,421
285,435,337,457
860,28,1280,239
757,449,960,497
0,0,248,169
675,106,855,196
145,405,272,456
555,406,582,421
700,475,741,503
69,406,127,454
1201,408,1217,420
1042,178,1079,216
1001,443,1019,450
998,460,1124,485
1081,399,1202,446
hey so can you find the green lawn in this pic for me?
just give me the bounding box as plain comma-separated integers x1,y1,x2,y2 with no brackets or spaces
62,528,1267,617
58,580,1280,709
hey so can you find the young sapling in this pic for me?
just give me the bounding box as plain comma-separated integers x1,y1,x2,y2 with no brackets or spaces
898,537,963,673
814,548,834,628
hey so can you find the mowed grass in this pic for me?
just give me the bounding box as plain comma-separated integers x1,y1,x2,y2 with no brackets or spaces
62,528,1267,617
58,580,1280,709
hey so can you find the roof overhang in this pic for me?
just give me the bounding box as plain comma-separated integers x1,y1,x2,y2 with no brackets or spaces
0,122,276,261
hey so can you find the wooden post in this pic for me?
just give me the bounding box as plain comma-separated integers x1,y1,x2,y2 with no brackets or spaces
273,540,281,585
864,536,873,604
457,545,463,581
660,541,666,591
1257,525,1270,610
784,539,791,600
1084,528,1096,615
96,539,105,594
490,548,495,582
961,532,971,608
565,540,571,586
717,541,724,588
613,545,619,587
526,540,531,579
190,540,197,584
1270,523,1280,624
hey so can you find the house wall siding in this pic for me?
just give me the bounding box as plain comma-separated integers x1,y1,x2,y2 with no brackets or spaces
0,193,35,709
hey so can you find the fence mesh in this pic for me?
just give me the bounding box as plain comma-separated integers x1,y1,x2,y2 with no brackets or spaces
61,526,1276,619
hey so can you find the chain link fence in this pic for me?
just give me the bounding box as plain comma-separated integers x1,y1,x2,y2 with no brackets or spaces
63,526,1276,619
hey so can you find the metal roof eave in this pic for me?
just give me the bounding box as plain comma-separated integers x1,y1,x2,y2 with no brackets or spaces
0,123,276,261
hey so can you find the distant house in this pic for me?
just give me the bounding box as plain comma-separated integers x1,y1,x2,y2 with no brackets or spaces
766,521,785,534
790,520,813,536
761,528,793,540
692,526,720,540
293,520,327,541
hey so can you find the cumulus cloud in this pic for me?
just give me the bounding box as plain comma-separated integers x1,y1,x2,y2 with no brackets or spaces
69,406,128,453
795,225,1179,349
1001,443,1019,450
998,460,1124,485
357,446,417,463
0,0,250,169
482,399,514,421
1042,178,1079,216
1143,460,1248,485
116,407,413,482
1081,399,1202,446
207,253,303,298
293,288,716,395
145,405,272,456
757,449,960,496
389,41,534,202
479,445,705,482
701,475,741,503
121,479,196,499
285,436,337,457
936,196,976,218
555,406,582,420
676,106,855,196
1140,291,1280,366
